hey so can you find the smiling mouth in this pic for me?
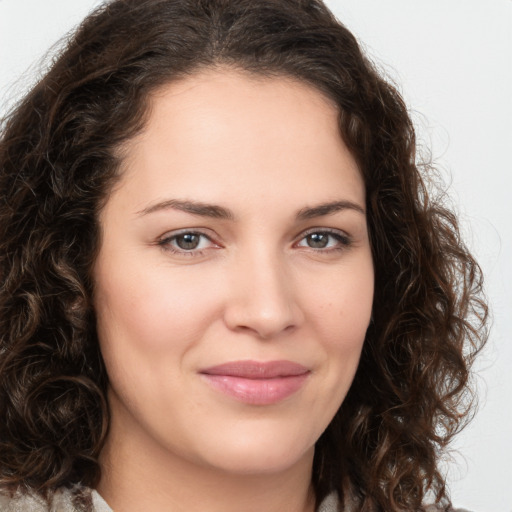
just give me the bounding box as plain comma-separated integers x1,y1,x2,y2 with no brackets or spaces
199,360,310,405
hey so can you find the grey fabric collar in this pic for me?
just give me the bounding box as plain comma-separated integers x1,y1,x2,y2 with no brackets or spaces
1,487,339,512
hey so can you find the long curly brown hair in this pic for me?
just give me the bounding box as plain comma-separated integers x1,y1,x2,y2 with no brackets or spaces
0,0,487,510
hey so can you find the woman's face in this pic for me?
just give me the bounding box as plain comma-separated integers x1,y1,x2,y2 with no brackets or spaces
93,69,374,476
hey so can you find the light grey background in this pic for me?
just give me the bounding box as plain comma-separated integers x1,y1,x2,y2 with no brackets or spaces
1,1,511,511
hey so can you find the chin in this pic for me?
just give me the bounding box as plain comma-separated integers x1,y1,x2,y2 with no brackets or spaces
194,429,315,476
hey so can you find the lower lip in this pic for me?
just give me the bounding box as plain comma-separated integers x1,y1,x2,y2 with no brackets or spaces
200,374,309,405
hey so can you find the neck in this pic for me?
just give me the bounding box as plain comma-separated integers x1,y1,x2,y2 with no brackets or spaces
97,410,316,512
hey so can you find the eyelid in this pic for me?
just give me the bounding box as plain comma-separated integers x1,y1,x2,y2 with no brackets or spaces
294,227,352,250
157,228,221,255
156,226,352,256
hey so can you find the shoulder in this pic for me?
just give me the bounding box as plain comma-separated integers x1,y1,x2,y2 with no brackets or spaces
0,486,111,512
318,492,339,512
0,493,35,511
316,493,473,512
424,506,473,512
0,489,49,511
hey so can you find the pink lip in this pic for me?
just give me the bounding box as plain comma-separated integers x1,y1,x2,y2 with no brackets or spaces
199,360,310,405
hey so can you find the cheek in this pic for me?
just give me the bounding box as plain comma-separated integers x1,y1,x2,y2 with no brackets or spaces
311,261,374,342
93,262,231,377
308,258,374,391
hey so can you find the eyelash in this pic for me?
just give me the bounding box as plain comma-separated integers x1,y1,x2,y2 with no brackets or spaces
296,228,352,252
157,230,217,257
157,228,352,257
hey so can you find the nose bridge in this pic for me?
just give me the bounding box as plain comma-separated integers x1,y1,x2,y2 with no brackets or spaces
224,242,302,338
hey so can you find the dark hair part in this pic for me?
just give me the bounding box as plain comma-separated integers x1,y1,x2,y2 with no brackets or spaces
0,0,487,509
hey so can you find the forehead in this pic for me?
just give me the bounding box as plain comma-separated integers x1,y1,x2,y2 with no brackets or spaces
113,68,364,213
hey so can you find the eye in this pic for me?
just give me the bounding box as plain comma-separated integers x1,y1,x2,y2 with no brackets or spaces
158,231,218,255
296,229,351,251
173,233,203,250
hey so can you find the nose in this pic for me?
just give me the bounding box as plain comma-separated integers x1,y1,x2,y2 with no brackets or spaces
223,250,304,339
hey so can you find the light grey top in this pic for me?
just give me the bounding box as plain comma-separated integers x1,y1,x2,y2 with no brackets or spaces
0,486,338,512
0,487,470,511
0,487,110,512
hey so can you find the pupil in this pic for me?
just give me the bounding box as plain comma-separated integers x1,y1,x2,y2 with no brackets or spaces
307,233,328,248
177,233,200,250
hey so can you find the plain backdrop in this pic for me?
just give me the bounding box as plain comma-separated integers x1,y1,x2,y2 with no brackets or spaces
1,1,511,511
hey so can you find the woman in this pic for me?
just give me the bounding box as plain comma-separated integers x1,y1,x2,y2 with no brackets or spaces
0,0,487,510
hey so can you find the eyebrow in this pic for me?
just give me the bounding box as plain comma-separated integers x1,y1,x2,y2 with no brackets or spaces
137,198,365,220
296,200,366,220
137,199,235,220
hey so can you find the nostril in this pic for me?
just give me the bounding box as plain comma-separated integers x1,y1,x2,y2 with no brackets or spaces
223,299,303,339
222,259,304,338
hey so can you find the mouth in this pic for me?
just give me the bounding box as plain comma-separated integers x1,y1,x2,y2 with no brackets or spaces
199,360,310,405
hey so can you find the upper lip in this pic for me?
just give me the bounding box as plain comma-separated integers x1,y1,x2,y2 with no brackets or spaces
199,360,310,379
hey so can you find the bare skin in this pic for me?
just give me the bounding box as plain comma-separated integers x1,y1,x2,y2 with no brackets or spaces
94,68,374,512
